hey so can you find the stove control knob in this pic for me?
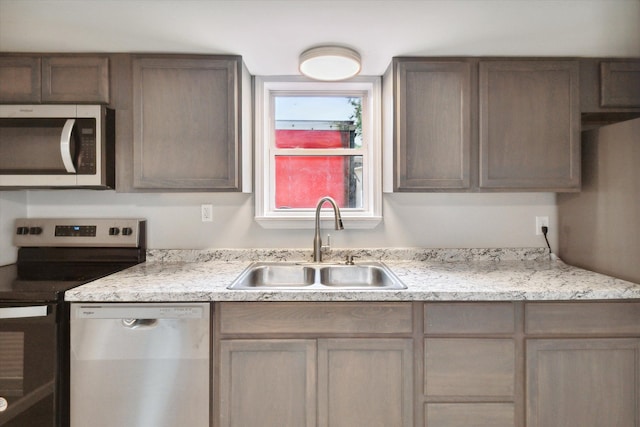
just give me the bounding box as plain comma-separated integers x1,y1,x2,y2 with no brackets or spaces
29,227,43,235
109,227,120,236
16,227,29,235
122,227,133,236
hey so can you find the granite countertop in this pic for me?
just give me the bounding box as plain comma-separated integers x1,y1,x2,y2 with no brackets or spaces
63,248,640,302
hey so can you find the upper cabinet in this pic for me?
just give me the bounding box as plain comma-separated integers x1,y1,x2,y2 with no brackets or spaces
387,59,473,191
130,55,249,191
600,60,640,108
0,56,41,103
580,59,640,128
0,54,109,104
479,60,580,191
386,57,581,192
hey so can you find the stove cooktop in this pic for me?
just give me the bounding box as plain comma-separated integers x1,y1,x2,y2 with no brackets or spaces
1,218,146,302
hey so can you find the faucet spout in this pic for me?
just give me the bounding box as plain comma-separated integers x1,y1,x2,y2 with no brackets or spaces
313,196,344,263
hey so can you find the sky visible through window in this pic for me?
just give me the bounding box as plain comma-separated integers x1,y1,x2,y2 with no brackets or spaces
275,96,356,121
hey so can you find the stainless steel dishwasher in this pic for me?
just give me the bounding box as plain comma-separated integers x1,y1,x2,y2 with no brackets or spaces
69,303,210,427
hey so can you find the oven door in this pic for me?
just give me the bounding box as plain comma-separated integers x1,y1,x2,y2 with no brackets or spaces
0,303,58,427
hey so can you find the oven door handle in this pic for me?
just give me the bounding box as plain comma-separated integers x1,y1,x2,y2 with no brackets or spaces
0,305,49,319
60,118,77,173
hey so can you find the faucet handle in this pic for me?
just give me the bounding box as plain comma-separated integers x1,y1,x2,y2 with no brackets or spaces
345,254,358,265
321,234,331,251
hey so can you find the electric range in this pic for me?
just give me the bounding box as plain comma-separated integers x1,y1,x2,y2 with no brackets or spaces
0,218,146,427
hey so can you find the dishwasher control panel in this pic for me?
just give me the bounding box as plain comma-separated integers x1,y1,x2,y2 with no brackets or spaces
75,305,205,319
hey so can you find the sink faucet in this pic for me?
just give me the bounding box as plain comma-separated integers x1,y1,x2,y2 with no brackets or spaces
313,196,344,262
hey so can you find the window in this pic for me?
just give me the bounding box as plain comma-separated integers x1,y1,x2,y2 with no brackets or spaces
254,76,382,228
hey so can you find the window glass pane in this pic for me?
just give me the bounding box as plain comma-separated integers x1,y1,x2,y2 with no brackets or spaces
275,155,363,209
274,96,362,148
275,123,354,149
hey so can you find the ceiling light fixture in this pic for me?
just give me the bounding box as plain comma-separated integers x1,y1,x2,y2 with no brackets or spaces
299,46,361,81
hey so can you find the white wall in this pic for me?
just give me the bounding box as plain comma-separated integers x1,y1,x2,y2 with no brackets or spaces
0,191,27,265
558,118,640,283
22,190,558,251
4,0,634,257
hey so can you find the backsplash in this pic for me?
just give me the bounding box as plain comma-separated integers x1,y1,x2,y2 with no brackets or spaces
146,247,551,263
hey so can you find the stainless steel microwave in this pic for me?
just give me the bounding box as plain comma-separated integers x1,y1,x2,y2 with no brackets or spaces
0,105,114,189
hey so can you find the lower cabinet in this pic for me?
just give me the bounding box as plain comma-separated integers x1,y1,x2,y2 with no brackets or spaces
219,338,413,427
423,303,518,427
214,301,640,427
527,338,640,427
219,339,316,427
525,302,640,427
216,302,414,427
318,339,413,427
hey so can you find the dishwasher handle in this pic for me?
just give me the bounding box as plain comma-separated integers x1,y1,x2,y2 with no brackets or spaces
121,318,158,329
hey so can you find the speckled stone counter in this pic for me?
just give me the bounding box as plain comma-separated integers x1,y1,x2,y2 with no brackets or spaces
64,248,640,302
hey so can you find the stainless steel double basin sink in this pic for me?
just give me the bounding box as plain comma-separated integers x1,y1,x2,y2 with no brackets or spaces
228,261,406,290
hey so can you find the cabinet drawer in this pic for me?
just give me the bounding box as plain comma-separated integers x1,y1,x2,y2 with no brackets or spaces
425,302,515,334
525,302,640,335
219,302,413,335
425,403,515,427
425,338,515,398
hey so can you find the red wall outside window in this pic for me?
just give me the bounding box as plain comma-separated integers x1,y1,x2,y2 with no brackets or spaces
275,129,351,208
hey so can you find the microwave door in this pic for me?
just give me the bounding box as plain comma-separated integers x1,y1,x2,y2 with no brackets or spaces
0,117,78,187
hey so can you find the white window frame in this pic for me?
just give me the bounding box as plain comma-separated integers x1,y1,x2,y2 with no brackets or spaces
254,76,382,229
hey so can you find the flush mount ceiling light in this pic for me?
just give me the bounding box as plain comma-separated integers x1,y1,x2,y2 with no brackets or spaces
299,46,361,81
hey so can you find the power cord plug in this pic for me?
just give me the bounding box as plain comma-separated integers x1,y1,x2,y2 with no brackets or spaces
541,225,551,255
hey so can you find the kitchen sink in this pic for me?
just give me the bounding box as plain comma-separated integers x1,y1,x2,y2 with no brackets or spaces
233,264,316,288
228,261,406,290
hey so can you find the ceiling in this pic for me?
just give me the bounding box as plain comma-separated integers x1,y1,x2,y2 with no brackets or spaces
1,0,639,76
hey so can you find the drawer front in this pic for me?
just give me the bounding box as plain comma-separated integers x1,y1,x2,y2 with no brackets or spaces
525,302,640,335
425,338,515,398
219,302,413,335
425,302,515,335
425,403,515,427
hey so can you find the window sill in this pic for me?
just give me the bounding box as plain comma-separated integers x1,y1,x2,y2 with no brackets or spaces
255,215,382,229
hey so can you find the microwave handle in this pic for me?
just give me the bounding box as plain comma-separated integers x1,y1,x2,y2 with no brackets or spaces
60,118,77,173
0,305,49,319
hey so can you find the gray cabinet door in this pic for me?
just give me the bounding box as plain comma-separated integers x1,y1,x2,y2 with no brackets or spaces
219,339,317,427
0,55,41,103
527,338,640,427
394,59,472,190
318,338,414,427
479,60,580,190
601,60,640,108
42,56,109,103
132,55,241,190
0,55,109,103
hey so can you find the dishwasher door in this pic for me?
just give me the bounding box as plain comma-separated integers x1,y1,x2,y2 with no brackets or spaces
70,303,210,427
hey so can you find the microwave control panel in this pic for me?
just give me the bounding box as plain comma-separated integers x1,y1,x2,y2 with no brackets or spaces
76,119,96,175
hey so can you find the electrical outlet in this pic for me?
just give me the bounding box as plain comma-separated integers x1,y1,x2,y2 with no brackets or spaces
535,216,549,235
201,204,213,222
